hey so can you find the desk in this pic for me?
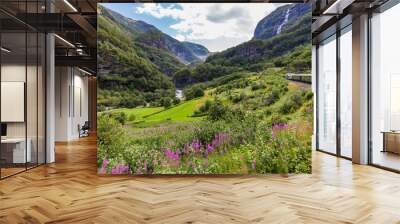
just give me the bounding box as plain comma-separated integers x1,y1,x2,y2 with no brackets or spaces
1,138,31,163
382,131,400,154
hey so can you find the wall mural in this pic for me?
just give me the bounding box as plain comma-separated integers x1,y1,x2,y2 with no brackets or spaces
97,3,313,175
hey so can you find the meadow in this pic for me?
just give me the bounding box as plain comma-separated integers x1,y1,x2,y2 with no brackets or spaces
97,69,313,174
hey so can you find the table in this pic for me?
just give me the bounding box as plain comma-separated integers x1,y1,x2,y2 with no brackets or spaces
381,131,400,154
1,138,31,164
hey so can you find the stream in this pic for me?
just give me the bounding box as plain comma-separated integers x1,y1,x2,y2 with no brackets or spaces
175,89,183,100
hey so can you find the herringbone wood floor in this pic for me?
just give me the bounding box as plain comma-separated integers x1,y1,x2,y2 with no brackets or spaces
1,135,400,224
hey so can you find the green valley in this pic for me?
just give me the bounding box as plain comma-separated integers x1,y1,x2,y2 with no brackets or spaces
97,3,313,175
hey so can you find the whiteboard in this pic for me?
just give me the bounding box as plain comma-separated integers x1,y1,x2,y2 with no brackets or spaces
1,82,25,122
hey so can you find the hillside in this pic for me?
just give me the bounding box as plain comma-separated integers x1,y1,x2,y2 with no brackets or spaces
173,4,311,87
98,3,311,108
98,3,313,175
253,4,310,40
98,7,178,109
100,5,209,65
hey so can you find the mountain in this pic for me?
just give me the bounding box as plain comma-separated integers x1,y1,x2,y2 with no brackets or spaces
182,42,210,60
253,4,311,40
97,3,311,107
100,5,209,65
205,4,311,68
173,3,311,87
97,6,176,108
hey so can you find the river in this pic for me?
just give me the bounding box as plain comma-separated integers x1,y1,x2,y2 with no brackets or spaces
175,89,183,100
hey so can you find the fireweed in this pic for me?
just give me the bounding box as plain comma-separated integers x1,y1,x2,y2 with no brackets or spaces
98,112,311,174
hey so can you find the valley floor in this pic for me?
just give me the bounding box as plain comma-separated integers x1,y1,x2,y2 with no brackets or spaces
0,135,400,223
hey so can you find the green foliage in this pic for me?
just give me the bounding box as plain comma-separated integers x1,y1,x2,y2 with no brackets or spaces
97,11,176,108
184,85,205,100
205,12,311,69
160,97,172,108
263,87,281,106
128,113,136,122
251,124,311,173
279,90,305,114
102,111,127,125
207,100,229,121
97,113,129,167
173,98,181,105
97,6,313,175
193,99,213,117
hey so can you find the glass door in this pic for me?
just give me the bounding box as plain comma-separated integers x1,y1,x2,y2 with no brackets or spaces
317,35,337,154
339,25,352,158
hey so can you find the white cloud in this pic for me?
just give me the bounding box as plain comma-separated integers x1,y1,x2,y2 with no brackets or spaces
135,3,283,52
175,34,185,41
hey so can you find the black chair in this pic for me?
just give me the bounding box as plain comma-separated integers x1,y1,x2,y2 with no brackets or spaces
79,121,90,138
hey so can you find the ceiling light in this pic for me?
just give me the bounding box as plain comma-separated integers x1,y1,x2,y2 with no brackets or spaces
63,0,78,12
54,34,75,48
78,68,92,76
1,47,11,53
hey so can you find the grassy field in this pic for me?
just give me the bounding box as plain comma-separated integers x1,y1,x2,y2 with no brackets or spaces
98,70,313,174
110,95,209,127
112,107,164,122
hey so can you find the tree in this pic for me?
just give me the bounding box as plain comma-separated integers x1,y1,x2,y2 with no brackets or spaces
160,97,172,108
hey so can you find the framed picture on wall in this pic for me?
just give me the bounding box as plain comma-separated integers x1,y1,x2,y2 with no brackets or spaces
97,3,313,175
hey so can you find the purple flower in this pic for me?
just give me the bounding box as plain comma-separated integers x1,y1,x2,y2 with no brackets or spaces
102,159,109,168
205,144,214,156
100,159,109,174
210,133,230,151
191,139,202,153
110,164,129,174
165,148,180,161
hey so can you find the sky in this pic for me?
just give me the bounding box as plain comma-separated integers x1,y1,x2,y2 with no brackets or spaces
100,3,286,52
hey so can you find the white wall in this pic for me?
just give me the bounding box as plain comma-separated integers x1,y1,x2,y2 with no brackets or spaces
55,67,89,141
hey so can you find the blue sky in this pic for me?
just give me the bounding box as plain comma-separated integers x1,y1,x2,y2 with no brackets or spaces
100,3,284,52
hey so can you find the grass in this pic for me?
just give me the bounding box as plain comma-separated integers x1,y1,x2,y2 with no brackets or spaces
144,96,208,123
112,107,164,123
110,95,210,127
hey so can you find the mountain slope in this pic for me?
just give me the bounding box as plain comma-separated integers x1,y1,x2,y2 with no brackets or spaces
100,5,209,65
173,3,311,87
253,4,310,40
205,5,311,68
182,42,210,60
99,5,185,76
97,8,175,108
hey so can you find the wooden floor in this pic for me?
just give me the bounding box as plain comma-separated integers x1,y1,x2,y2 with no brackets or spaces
1,135,400,223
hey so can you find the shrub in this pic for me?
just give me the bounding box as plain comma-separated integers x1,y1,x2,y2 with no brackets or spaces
304,91,313,101
263,87,280,106
279,91,304,114
267,113,288,126
251,82,265,91
193,100,213,117
97,113,129,167
184,85,205,100
160,97,172,108
104,111,127,125
173,98,181,105
208,100,229,121
128,113,136,122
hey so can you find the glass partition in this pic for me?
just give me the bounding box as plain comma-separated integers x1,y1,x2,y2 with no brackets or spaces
339,26,352,158
370,3,400,171
0,2,46,179
1,31,28,177
317,35,337,154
